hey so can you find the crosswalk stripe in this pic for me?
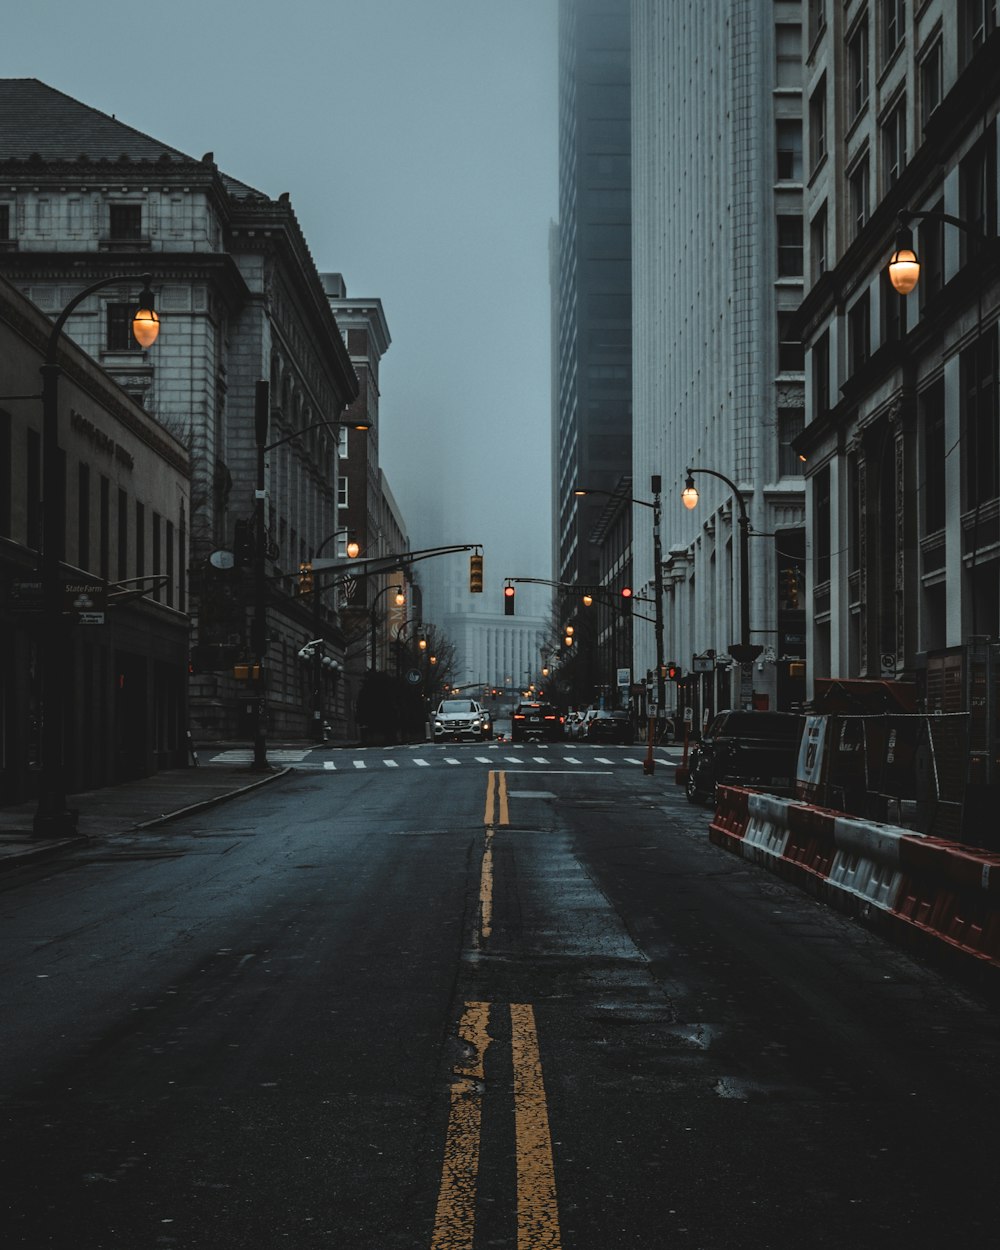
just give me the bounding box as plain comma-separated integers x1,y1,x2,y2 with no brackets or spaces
384,760,399,768
324,760,336,770
353,760,367,769
475,757,491,763
445,757,461,765
414,759,430,767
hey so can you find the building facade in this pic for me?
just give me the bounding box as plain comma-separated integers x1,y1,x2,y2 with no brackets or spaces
0,79,362,743
553,0,633,612
796,5,999,769
0,274,190,803
631,2,807,721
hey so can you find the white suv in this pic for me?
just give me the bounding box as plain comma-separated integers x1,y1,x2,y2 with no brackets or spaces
432,699,486,743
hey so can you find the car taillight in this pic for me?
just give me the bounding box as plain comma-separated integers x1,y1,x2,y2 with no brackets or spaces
544,715,556,720
514,714,525,720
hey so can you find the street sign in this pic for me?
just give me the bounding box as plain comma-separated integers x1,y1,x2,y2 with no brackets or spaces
405,668,422,685
692,654,714,673
616,667,631,688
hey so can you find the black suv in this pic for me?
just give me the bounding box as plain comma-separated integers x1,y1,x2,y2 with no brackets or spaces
685,710,803,804
511,701,564,743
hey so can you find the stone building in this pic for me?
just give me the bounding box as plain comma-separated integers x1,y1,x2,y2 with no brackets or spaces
0,78,361,742
0,273,190,803
796,4,999,782
630,2,807,719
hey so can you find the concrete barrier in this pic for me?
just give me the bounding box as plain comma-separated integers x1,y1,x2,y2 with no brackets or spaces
709,785,1000,979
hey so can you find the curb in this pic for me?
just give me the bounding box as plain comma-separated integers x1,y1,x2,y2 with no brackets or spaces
0,835,90,874
134,765,295,829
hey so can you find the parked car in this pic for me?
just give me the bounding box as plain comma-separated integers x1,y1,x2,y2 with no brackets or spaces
474,702,494,740
432,699,487,743
685,710,804,804
511,701,565,743
585,709,635,745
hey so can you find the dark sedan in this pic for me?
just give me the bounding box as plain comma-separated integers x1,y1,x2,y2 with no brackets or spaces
685,709,803,804
585,710,635,745
511,701,564,742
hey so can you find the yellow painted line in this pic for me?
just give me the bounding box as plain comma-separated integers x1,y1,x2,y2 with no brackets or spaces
480,828,494,941
497,770,510,826
510,1002,562,1248
429,1002,492,1249
484,769,496,825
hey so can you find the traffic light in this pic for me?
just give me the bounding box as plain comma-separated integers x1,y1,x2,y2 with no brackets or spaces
504,584,515,615
666,661,680,680
470,552,483,593
233,519,253,567
620,586,633,616
298,561,314,595
781,566,800,609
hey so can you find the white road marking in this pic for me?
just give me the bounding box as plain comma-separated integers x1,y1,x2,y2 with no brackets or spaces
383,759,399,768
324,760,336,770
414,759,431,767
445,757,461,765
353,760,367,769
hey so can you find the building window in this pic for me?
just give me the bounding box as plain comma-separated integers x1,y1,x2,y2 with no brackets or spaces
808,0,826,47
106,303,139,351
812,330,830,419
136,501,145,580
776,120,803,181
960,124,998,263
881,98,906,192
166,520,174,608
778,312,805,373
0,205,10,240
847,18,869,121
109,204,142,239
921,382,946,534
961,0,995,68
848,291,870,374
776,24,802,89
27,429,41,550
963,330,999,509
117,488,128,580
881,0,905,67
78,463,90,571
815,465,831,585
918,199,945,305
778,408,805,476
152,511,161,603
100,475,110,581
848,154,869,239
338,476,349,510
777,215,804,276
0,411,9,537
809,77,827,173
919,37,943,130
810,203,828,283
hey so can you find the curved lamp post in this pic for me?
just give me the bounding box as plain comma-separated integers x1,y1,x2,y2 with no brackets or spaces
682,466,761,709
369,583,405,672
251,397,370,769
35,274,159,837
575,477,666,767
307,528,359,743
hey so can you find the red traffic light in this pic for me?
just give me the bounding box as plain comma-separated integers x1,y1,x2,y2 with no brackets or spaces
621,586,633,598
504,584,515,616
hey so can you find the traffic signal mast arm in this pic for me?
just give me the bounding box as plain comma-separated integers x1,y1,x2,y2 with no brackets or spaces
278,543,483,590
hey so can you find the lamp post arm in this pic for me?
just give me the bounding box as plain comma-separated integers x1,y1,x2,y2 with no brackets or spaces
45,272,153,365
686,465,752,654
897,209,986,240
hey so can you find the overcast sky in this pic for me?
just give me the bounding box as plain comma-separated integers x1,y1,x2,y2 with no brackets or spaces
3,0,558,616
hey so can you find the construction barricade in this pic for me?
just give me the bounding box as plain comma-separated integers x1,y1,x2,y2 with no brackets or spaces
709,785,1000,979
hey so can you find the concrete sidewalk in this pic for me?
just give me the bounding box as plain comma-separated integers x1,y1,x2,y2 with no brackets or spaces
0,756,298,874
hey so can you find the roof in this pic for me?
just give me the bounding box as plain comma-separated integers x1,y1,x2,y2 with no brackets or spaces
0,78,262,199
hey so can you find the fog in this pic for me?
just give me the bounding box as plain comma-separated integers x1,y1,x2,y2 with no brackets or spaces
2,0,558,617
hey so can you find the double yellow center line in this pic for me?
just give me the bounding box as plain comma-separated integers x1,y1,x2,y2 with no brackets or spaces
430,1002,561,1249
429,771,562,1248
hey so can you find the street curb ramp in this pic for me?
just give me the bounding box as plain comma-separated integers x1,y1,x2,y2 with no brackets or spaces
709,785,1000,981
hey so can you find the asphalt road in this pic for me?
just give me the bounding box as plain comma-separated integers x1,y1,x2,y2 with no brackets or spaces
1,743,997,1249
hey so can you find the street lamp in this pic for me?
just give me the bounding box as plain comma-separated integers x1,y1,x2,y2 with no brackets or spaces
369,583,404,671
886,208,987,296
682,466,761,708
34,274,159,837
306,528,358,742
574,479,666,766
251,393,370,769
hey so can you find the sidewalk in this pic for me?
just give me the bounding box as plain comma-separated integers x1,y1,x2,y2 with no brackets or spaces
0,752,299,874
